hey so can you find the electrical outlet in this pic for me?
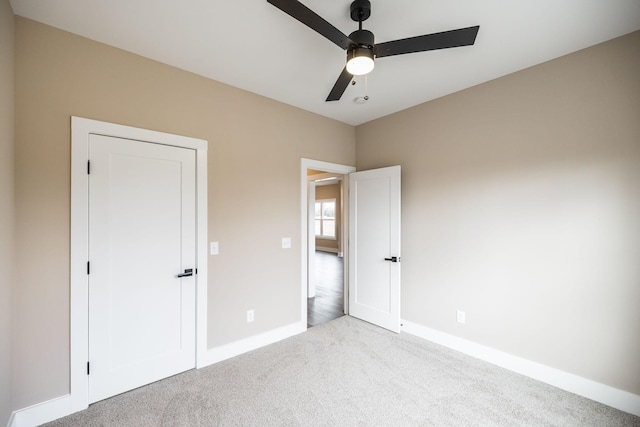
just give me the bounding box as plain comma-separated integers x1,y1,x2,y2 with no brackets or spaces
247,309,254,323
456,310,466,324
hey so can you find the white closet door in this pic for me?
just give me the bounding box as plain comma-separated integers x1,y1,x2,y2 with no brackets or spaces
88,134,196,403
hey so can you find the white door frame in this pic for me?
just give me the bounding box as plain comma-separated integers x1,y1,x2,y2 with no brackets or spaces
307,180,316,298
300,159,355,324
70,117,208,412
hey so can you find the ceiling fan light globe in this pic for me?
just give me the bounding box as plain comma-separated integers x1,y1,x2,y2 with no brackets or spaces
346,56,374,75
346,47,375,75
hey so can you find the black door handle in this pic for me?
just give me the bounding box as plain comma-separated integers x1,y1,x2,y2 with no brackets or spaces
176,268,194,278
384,257,400,263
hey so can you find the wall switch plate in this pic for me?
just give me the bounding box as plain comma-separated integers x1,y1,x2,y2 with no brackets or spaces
456,310,466,324
247,309,254,323
210,242,219,255
282,237,291,249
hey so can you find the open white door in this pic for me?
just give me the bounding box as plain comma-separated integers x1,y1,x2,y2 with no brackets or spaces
348,166,401,333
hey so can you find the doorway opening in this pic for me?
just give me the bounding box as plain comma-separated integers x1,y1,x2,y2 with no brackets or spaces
300,159,355,329
308,251,344,327
308,171,345,327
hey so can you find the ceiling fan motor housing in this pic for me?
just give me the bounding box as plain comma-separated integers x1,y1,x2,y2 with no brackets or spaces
347,29,375,74
349,29,375,48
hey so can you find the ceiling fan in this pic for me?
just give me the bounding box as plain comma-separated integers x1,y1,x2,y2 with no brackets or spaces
267,0,480,102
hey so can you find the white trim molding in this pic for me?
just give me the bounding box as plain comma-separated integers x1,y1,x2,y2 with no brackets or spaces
8,395,73,427
401,320,640,417
199,321,306,367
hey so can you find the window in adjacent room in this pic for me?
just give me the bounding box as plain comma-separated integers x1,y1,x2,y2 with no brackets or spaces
315,199,336,238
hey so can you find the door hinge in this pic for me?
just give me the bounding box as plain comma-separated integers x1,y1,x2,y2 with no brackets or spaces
87,261,90,275
87,361,90,375
87,161,91,174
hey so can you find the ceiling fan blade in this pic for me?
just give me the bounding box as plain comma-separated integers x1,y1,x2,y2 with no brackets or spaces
326,67,353,101
375,26,480,58
267,0,352,50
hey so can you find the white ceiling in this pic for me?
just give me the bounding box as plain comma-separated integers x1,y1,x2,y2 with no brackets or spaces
9,0,640,126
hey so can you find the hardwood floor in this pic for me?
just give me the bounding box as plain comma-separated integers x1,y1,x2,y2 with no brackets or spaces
307,251,344,328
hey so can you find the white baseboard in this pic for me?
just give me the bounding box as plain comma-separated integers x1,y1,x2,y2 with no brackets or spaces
198,321,306,367
8,394,76,427
401,320,640,417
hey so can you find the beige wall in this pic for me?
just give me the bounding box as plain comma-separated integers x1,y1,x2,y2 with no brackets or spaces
0,0,15,423
356,31,640,394
9,10,639,415
315,183,341,251
13,17,355,409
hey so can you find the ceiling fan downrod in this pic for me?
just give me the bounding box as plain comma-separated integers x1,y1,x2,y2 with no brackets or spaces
348,0,374,48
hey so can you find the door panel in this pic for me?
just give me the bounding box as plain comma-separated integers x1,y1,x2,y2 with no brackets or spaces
349,166,401,333
88,134,196,403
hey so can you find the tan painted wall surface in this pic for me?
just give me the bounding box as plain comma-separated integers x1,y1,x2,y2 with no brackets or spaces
10,11,639,414
13,17,355,409
356,31,640,394
315,183,341,250
0,0,15,422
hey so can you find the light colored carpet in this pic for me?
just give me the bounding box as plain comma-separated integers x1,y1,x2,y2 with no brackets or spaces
44,316,639,426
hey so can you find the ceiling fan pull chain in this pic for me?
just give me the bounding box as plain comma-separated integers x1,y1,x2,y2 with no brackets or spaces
364,74,369,101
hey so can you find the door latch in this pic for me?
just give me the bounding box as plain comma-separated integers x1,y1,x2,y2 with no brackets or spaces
384,256,400,263
176,268,194,278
